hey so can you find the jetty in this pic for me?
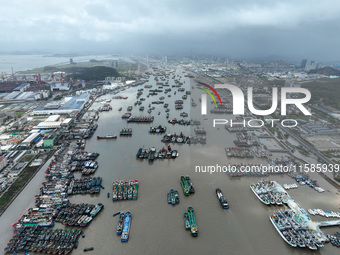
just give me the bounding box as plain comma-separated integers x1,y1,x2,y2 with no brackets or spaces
251,180,340,250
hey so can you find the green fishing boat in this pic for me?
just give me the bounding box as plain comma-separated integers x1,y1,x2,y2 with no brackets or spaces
188,206,198,237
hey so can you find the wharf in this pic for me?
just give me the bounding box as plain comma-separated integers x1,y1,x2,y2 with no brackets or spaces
269,181,340,245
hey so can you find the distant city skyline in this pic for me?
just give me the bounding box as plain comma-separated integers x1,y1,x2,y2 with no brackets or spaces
1,0,340,61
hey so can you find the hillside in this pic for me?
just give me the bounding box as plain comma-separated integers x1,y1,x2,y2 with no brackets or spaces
301,78,340,109
308,67,340,76
65,66,120,81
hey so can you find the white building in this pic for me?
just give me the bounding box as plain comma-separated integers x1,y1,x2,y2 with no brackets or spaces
0,156,7,171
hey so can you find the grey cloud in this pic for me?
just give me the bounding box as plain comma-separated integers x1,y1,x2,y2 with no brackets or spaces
1,0,340,61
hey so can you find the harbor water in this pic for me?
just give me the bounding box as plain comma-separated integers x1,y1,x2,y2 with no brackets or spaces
1,68,340,255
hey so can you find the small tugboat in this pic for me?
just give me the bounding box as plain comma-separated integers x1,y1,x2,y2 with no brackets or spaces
121,211,132,242
117,212,125,235
113,211,120,217
216,188,229,209
167,188,179,205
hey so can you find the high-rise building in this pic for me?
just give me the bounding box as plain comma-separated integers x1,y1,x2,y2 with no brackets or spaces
300,59,307,69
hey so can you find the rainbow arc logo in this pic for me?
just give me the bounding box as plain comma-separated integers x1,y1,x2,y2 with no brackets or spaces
197,82,223,107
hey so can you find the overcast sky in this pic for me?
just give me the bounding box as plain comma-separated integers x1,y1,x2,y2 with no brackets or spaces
1,0,340,61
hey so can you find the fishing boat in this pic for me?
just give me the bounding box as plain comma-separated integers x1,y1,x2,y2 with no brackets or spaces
148,147,156,161
112,181,118,201
97,135,117,139
136,148,142,157
123,181,128,200
120,127,132,136
149,125,167,133
180,176,190,196
171,150,178,158
166,150,172,159
184,212,191,230
116,212,125,235
128,181,133,200
132,180,138,200
118,181,123,200
121,211,132,242
174,190,179,204
170,188,176,205
188,206,198,237
122,112,132,119
216,188,229,209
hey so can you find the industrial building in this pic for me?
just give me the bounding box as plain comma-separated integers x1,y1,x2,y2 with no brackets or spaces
50,83,70,91
8,162,27,178
0,156,7,171
21,133,41,147
33,94,89,115
13,83,30,92
43,134,57,147
298,123,340,136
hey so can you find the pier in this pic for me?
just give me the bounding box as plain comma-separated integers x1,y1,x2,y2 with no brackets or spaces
266,181,340,247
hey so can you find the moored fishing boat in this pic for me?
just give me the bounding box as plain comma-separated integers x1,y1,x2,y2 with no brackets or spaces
120,127,132,136
116,212,125,235
171,150,178,158
170,188,175,205
180,176,190,196
128,181,133,200
113,181,118,201
184,212,191,230
149,125,167,133
121,211,132,242
188,206,198,237
97,135,117,139
132,180,138,200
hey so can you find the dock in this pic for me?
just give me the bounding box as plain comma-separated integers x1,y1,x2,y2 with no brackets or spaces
255,181,340,248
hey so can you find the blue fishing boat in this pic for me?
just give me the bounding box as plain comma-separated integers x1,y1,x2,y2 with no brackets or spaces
121,211,132,242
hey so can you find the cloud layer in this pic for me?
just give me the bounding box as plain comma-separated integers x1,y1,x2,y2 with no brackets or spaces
1,0,340,60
